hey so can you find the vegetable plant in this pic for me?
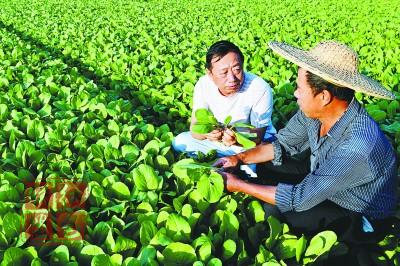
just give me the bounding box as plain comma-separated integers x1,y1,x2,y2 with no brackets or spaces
192,108,257,149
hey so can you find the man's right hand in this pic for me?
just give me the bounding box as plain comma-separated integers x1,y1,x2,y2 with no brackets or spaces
213,155,241,170
205,129,223,141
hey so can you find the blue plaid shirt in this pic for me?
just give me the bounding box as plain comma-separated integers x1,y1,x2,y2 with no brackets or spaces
274,99,397,219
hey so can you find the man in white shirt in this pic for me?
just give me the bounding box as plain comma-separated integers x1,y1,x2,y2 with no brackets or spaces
173,40,276,159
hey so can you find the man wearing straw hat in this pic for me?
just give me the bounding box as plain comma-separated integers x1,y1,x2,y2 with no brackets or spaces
214,41,397,243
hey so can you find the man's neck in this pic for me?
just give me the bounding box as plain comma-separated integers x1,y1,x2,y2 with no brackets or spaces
318,100,350,136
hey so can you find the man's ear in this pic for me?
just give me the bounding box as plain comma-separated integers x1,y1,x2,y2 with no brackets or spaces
206,68,212,77
321,89,333,105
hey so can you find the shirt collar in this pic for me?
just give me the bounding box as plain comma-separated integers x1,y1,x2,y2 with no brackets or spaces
326,98,360,139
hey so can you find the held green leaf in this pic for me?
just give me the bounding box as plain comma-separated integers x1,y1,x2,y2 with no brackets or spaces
235,131,256,149
192,124,214,134
232,122,255,128
224,115,232,125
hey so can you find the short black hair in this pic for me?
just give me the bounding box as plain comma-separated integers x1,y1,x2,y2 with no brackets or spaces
306,71,354,103
206,40,244,70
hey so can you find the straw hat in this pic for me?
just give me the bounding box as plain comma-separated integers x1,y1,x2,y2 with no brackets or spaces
268,41,396,100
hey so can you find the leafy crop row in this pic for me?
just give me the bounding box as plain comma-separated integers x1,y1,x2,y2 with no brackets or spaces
0,0,399,265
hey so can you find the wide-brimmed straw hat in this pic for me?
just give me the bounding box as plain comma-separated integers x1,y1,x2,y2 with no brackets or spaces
268,41,396,100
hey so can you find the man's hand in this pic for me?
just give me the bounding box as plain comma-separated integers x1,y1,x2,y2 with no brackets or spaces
218,171,244,192
205,129,223,141
213,155,241,170
218,170,277,205
222,128,236,146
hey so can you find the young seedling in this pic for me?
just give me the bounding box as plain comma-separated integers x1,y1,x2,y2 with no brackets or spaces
192,108,257,148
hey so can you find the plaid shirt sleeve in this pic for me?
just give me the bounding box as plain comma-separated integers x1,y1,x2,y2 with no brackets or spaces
275,145,369,212
271,110,310,165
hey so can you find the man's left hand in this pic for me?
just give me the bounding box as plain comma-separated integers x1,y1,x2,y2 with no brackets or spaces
222,128,236,146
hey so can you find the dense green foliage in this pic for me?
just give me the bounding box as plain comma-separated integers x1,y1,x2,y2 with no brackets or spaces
0,0,399,265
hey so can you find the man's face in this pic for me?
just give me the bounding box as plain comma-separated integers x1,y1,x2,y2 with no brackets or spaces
207,52,244,96
294,68,323,118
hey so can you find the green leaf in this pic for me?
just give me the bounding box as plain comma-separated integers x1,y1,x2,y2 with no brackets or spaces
27,119,45,140
79,245,105,265
188,190,210,214
174,161,217,171
0,103,9,121
194,109,217,124
73,134,88,151
222,239,236,260
90,144,104,159
235,131,256,149
107,120,120,134
265,215,283,249
387,100,399,117
93,222,112,245
137,245,157,265
132,164,161,191
0,184,20,202
192,124,214,134
221,211,240,240
224,115,232,125
104,229,116,253
274,234,297,260
113,235,137,253
110,182,131,200
198,241,212,262
165,214,191,242
207,258,222,266
232,122,255,129
1,247,32,266
255,245,276,264
109,135,120,149
121,144,140,163
50,245,69,265
197,172,224,203
140,220,158,246
162,242,197,266
37,104,52,117
23,73,34,88
154,155,170,171
143,139,161,155
91,254,114,266
192,108,219,134
3,212,23,240
248,200,266,223
381,121,400,134
0,232,8,249
296,235,307,263
368,109,386,122
304,231,337,264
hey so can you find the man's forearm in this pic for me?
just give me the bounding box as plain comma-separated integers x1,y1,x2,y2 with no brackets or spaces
236,142,275,164
235,180,277,205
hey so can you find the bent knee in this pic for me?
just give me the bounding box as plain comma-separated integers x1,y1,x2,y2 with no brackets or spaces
172,131,193,152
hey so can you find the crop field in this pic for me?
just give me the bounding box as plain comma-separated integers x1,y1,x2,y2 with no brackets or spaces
0,0,399,265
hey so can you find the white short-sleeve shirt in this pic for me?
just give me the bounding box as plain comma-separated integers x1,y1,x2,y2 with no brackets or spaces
192,72,276,137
